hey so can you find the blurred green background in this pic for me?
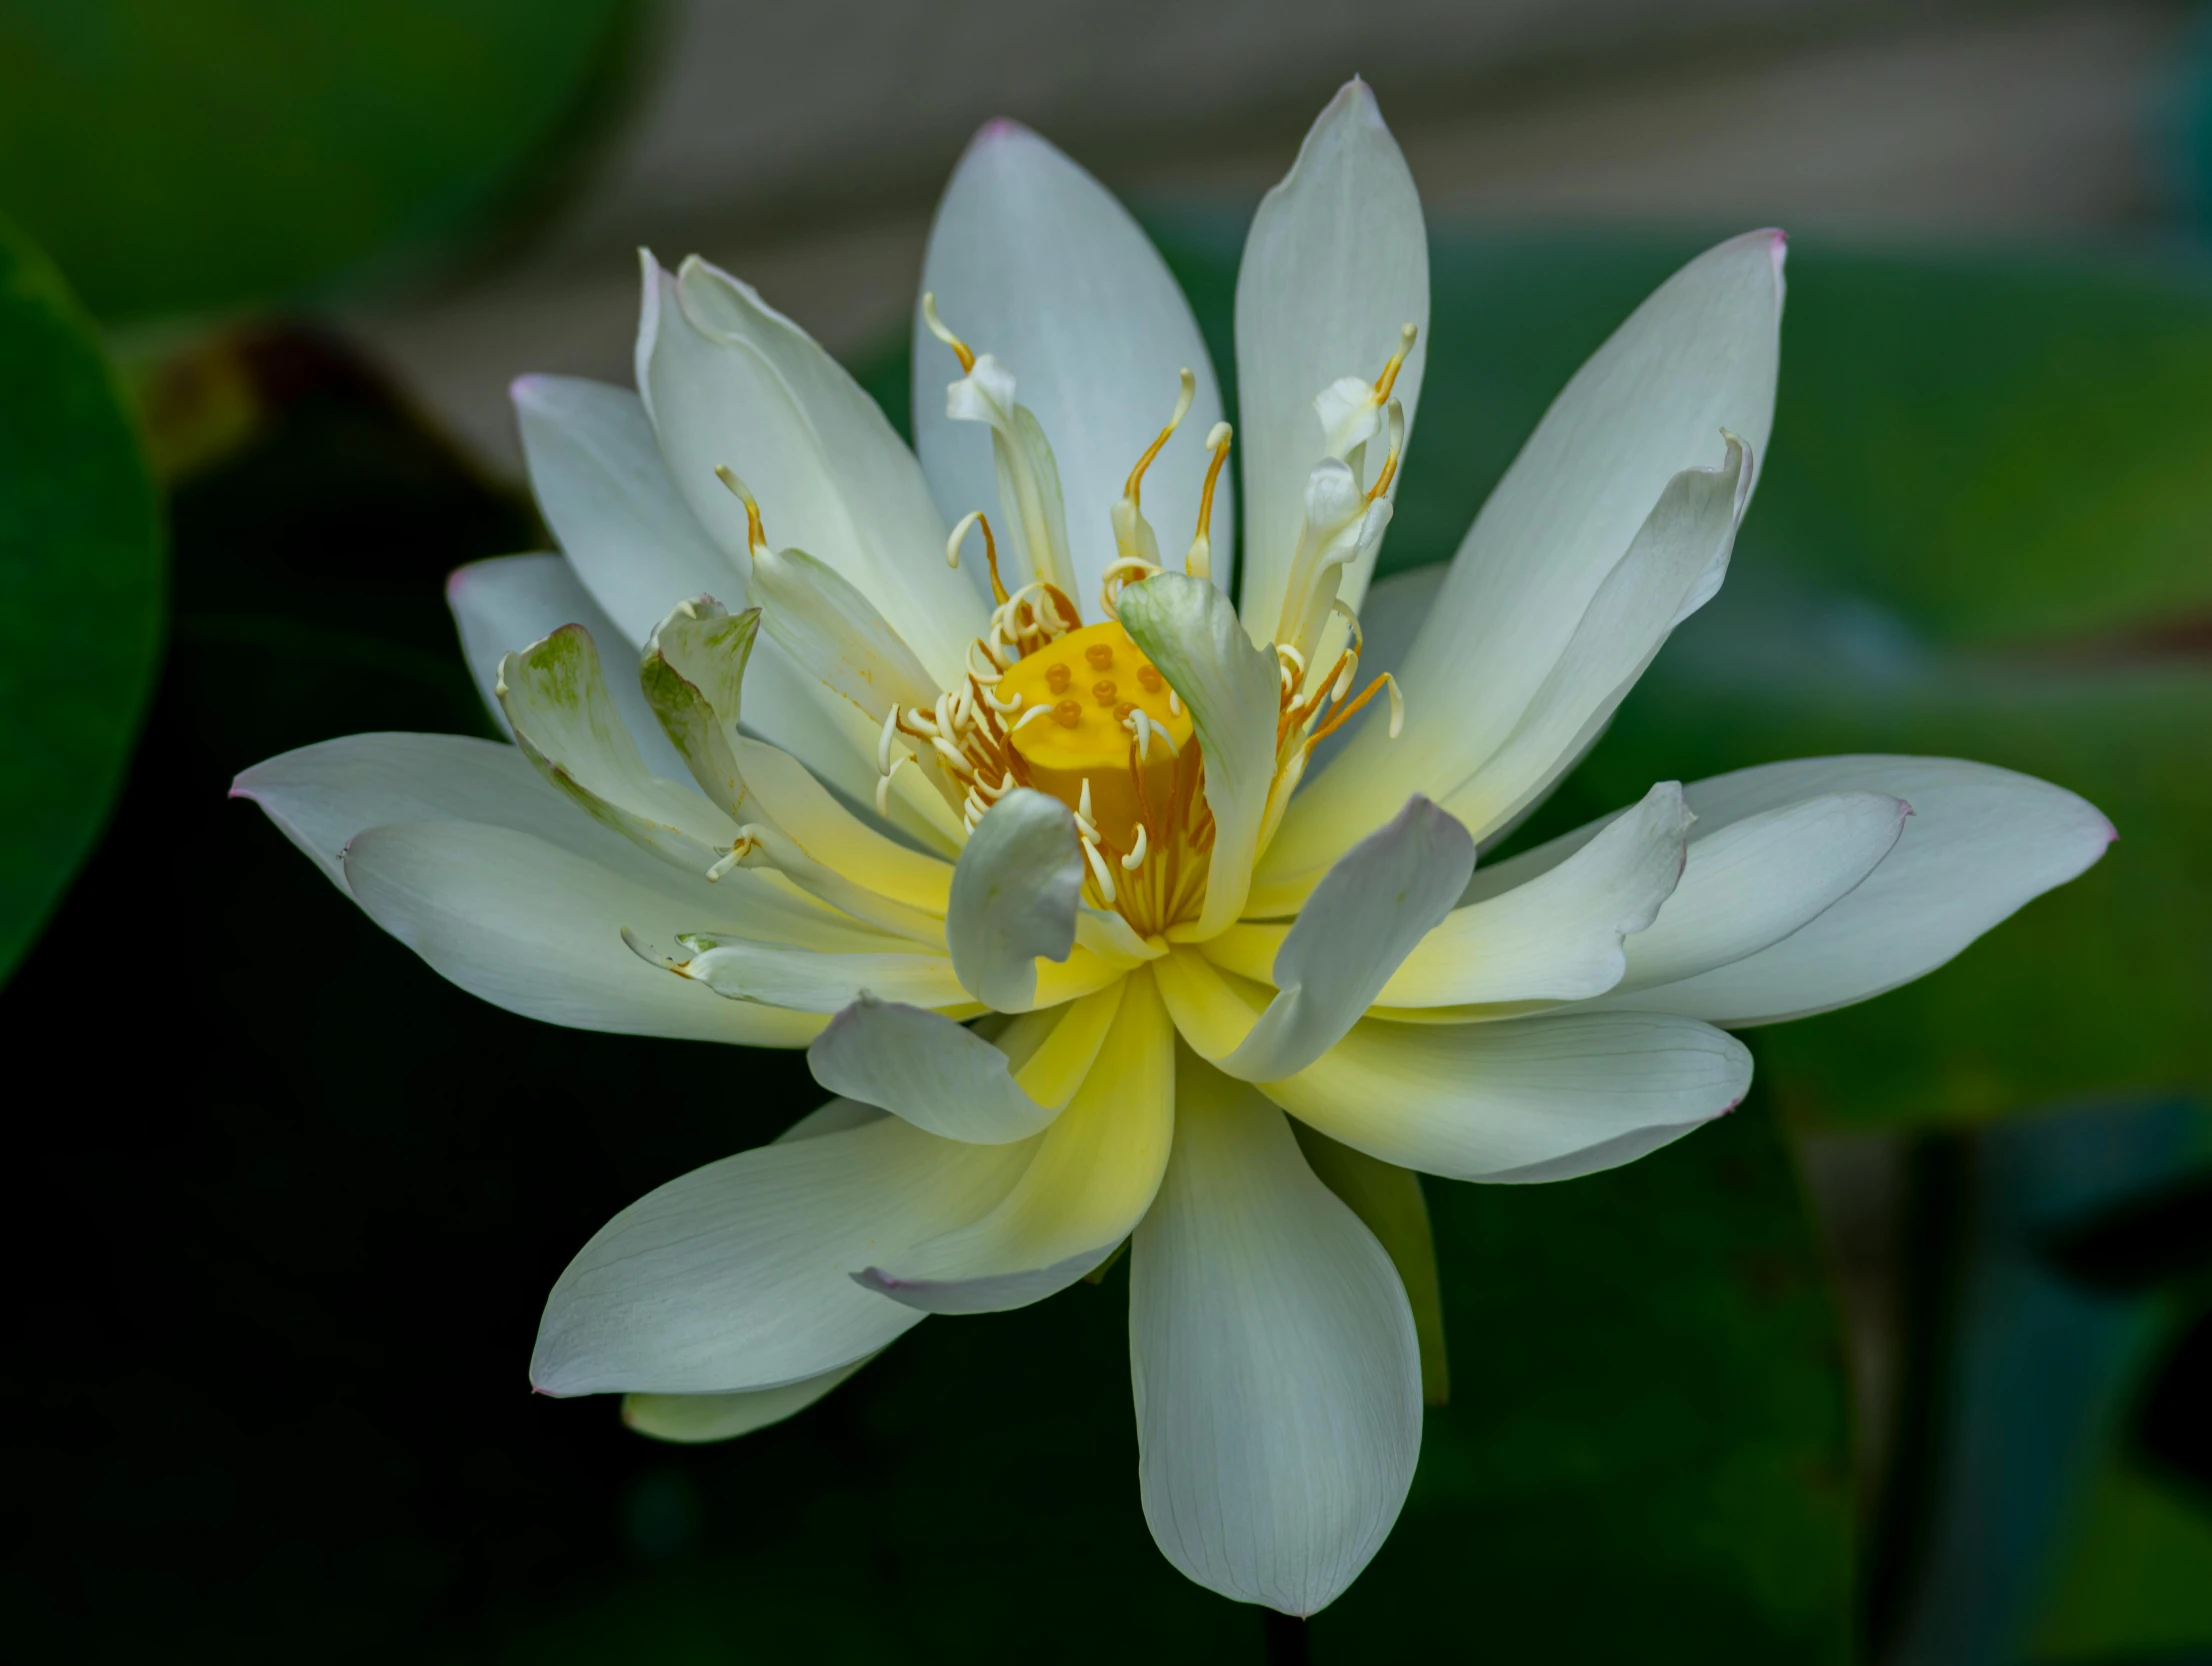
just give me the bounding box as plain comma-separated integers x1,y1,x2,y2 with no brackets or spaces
2,2,2208,1662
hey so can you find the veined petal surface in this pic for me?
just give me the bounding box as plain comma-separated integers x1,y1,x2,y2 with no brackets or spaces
343,820,830,1046
1131,1055,1419,1616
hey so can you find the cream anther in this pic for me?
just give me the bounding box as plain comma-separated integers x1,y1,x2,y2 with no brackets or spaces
1121,823,1150,870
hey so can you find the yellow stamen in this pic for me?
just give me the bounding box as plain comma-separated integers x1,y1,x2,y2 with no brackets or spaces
947,509,1011,605
713,465,771,557
1306,671,1403,750
1374,322,1418,402
1367,398,1406,503
920,292,977,374
1186,420,1232,579
1123,367,1196,509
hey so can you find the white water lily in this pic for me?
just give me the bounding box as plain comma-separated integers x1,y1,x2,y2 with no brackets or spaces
235,82,2111,1615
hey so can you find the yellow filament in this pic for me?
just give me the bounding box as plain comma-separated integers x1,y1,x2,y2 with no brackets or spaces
1367,399,1406,503
1123,367,1196,508
1374,322,1418,402
920,292,977,374
1195,422,1231,539
1306,671,1402,750
713,465,770,556
948,509,1011,604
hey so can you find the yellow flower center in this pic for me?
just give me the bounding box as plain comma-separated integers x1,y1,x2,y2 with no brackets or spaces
998,619,1192,852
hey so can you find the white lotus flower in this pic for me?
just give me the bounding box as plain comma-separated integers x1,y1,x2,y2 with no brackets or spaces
235,82,2112,1614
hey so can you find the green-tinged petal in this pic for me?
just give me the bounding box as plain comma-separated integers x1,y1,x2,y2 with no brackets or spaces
531,1116,1030,1397
510,376,937,826
497,622,737,871
1118,573,1282,939
446,554,686,781
622,1352,877,1444
1131,1056,1420,1616
638,596,756,817
807,983,1122,1144
856,968,1172,1313
946,789,1082,1011
1236,78,1427,640
1213,796,1472,1080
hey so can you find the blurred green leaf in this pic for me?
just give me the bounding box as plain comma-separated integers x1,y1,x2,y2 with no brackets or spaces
1296,232,2212,645
0,219,162,982
1314,1099,1853,1661
0,0,645,322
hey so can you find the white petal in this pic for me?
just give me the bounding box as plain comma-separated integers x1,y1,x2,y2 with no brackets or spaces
1157,950,1749,1181
497,622,738,871
807,982,1122,1143
671,937,968,1013
342,819,834,1045
1118,574,1283,938
1265,233,1782,893
511,377,932,823
856,967,1172,1313
729,736,954,916
637,253,982,686
1607,790,1909,993
1369,781,1692,1008
622,1352,876,1444
1131,1056,1419,1616
1596,756,2114,1025
446,553,687,781
915,120,1232,612
1271,1008,1748,1181
946,788,1083,1011
531,1116,1031,1396
1265,433,1748,909
746,541,944,725
1236,80,1428,641
1216,797,1473,1080
511,376,737,646
234,730,662,898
